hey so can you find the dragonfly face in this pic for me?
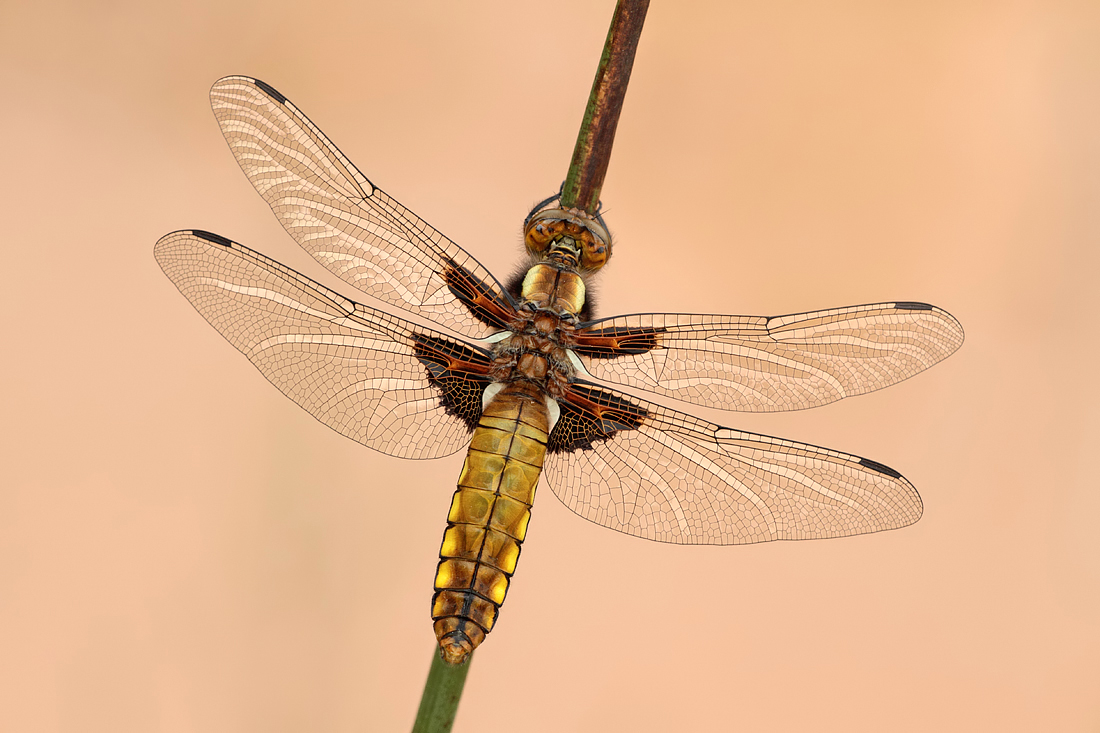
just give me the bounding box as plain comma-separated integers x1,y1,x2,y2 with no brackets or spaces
523,207,612,272
155,76,963,664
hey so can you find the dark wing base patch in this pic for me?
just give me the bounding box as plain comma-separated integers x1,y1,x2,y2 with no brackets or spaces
549,383,648,453
413,334,493,432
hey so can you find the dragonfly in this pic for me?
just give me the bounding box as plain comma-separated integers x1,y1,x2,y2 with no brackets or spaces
155,76,964,665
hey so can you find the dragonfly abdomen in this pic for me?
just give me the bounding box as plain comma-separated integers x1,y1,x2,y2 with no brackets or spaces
432,381,552,664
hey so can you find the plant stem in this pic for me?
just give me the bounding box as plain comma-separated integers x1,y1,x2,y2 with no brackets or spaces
411,649,473,733
560,0,651,214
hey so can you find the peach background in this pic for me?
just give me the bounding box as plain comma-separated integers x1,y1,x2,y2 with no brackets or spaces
2,1,1098,731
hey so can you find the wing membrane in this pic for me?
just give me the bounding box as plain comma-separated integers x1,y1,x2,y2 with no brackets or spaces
154,230,492,459
544,381,922,545
209,75,514,337
572,302,964,412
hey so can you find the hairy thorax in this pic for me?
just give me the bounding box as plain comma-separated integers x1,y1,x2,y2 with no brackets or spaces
490,266,588,401
490,309,577,401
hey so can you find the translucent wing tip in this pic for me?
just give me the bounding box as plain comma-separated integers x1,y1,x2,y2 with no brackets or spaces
893,300,966,351
210,75,286,104
857,455,924,528
154,230,236,277
207,73,378,201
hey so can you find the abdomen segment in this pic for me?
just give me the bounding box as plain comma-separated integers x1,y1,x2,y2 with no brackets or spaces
432,382,550,663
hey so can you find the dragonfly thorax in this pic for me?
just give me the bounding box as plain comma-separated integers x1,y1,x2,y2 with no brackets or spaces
520,263,587,317
490,314,578,400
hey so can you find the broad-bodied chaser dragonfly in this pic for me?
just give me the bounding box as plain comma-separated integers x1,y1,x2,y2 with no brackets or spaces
155,77,963,664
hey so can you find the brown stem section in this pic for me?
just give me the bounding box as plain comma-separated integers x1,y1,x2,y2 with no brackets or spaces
560,0,651,214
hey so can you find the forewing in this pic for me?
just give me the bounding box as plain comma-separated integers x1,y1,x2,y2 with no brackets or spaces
544,382,922,545
208,76,515,337
572,302,964,412
154,230,493,459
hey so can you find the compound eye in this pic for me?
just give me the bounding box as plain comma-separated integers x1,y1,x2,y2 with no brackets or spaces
580,238,610,270
523,208,611,269
524,214,564,256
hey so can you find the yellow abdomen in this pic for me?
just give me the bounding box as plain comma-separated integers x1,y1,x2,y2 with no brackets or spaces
432,381,550,664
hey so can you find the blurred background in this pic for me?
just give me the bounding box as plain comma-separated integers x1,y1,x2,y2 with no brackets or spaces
1,1,1097,730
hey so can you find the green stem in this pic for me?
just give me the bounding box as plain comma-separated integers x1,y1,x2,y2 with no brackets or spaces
411,649,473,733
560,0,651,214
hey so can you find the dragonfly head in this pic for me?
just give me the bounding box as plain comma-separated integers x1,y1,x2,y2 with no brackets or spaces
523,208,611,273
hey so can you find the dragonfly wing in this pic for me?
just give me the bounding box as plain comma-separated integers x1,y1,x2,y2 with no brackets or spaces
208,76,515,338
543,381,922,545
154,230,494,459
571,302,963,412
